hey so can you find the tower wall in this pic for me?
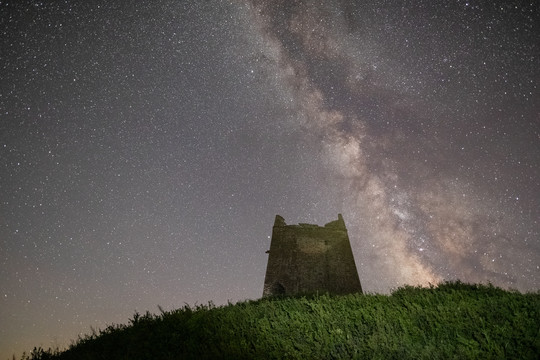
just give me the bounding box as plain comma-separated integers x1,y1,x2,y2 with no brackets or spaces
263,214,362,297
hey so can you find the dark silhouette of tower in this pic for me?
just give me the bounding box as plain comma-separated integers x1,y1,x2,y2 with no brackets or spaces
263,214,362,297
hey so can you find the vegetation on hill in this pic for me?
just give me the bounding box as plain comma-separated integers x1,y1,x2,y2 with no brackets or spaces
21,281,540,359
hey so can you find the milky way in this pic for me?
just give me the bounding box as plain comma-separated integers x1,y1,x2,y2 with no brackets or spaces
246,0,539,290
1,0,539,357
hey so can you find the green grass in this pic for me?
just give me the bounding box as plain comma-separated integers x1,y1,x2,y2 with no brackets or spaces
22,281,540,359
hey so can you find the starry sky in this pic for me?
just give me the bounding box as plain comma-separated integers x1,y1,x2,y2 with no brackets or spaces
1,0,539,357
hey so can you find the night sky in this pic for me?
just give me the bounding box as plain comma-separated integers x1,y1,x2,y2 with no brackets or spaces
1,0,539,357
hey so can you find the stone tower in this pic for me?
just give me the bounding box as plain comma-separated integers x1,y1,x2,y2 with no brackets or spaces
263,214,362,297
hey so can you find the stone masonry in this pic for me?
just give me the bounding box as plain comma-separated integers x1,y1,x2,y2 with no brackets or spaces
263,214,362,297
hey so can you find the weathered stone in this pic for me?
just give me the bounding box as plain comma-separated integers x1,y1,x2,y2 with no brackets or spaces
263,214,362,297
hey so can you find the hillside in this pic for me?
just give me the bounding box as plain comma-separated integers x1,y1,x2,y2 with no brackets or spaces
21,282,540,359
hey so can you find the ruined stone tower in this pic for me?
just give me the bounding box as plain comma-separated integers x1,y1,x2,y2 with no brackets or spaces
263,214,362,297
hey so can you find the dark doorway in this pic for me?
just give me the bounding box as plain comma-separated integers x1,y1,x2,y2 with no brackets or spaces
271,282,285,295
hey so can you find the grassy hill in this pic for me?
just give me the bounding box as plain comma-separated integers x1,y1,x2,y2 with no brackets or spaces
22,281,540,359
